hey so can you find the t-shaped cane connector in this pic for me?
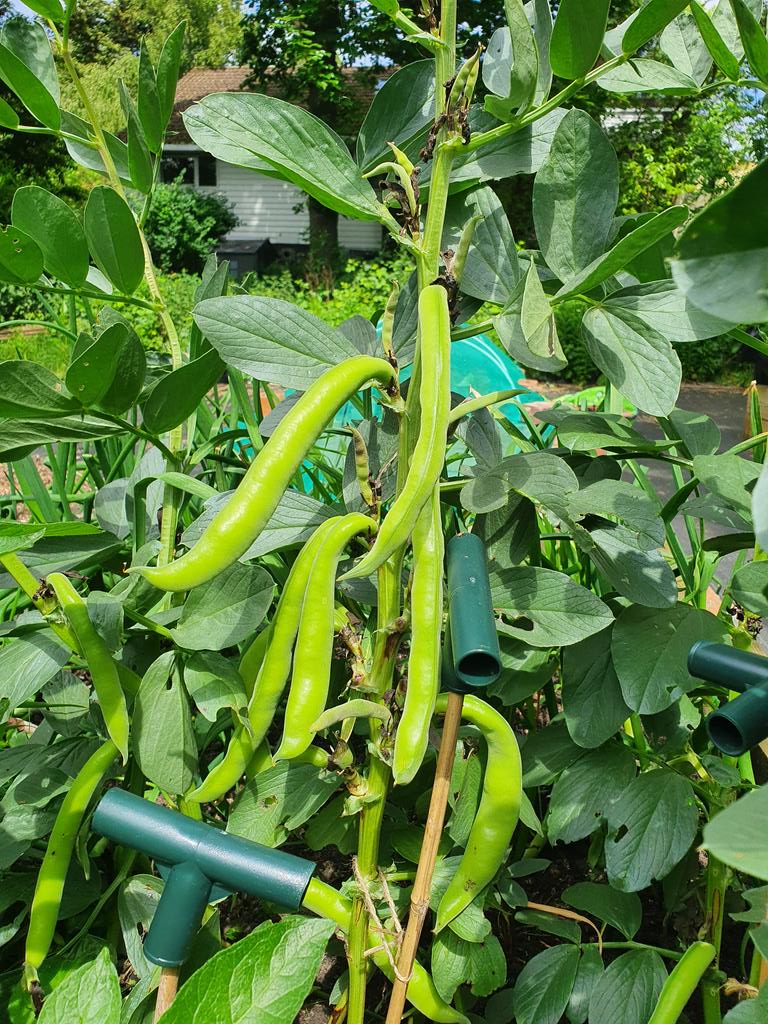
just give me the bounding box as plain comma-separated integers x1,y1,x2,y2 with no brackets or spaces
688,641,768,757
92,789,316,968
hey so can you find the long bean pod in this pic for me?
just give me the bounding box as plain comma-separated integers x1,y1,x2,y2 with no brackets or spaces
47,573,129,762
393,488,444,785
647,942,716,1024
24,739,119,977
341,284,451,580
302,878,468,1024
276,513,378,760
433,693,522,931
188,519,342,803
134,356,398,593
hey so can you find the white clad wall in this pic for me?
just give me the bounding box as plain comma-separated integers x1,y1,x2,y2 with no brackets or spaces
211,160,382,251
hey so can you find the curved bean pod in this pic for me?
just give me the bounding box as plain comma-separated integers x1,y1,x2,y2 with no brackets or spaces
276,513,378,760
434,692,522,931
647,942,716,1024
393,488,444,785
48,573,129,763
341,284,451,580
135,356,398,593
302,878,468,1024
188,519,341,803
24,739,119,975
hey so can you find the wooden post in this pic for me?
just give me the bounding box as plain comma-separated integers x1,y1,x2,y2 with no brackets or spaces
153,966,180,1022
384,690,464,1024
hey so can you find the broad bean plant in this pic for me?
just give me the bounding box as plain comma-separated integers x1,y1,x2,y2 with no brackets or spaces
0,0,768,1022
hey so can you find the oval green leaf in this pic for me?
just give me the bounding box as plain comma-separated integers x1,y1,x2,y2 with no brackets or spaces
550,0,609,80
12,186,89,287
84,186,144,295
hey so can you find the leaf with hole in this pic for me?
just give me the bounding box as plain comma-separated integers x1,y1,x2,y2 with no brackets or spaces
547,741,636,844
0,224,43,285
11,187,89,288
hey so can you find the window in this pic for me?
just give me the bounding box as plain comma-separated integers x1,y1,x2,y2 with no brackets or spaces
160,151,217,187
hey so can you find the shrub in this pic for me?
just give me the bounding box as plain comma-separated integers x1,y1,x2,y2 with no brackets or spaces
142,181,237,273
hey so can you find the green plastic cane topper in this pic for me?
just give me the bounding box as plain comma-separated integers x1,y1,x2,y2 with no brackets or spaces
445,533,501,691
688,641,768,757
92,789,316,967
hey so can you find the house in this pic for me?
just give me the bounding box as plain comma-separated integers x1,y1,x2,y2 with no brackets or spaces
165,67,384,269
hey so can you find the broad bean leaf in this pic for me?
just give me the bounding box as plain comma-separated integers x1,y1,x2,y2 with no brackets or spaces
660,10,713,85
484,0,538,120
693,452,761,519
622,0,693,52
184,652,247,721
11,187,89,288
0,532,121,590
573,520,677,608
121,80,153,194
521,718,584,787
160,916,335,1024
491,566,614,647
598,58,699,94
356,60,434,171
612,603,729,714
512,943,580,1024
142,348,224,433
666,408,721,457
712,0,764,59
171,562,273,651
581,307,681,416
461,451,578,517
0,631,70,723
137,41,162,153
156,22,186,126
228,762,339,848
588,950,667,1024
0,18,60,129
92,310,146,415
568,479,664,548
562,628,630,749
547,742,636,844
443,107,567,191
605,769,698,891
474,493,539,573
549,0,609,79
0,94,18,128
118,875,162,980
66,324,125,408
730,561,768,616
83,188,144,295
193,295,359,390
38,948,120,1024
455,407,503,473
754,463,768,548
185,93,384,223
603,281,734,342
0,361,79,419
567,947,603,1024
445,187,521,305
555,206,689,301
672,157,768,323
0,224,42,285
562,882,642,939
731,0,768,82
494,260,566,373
431,929,507,1001
61,111,132,187
703,784,768,881
132,652,196,794
690,1,741,79
0,416,123,462
533,109,618,283
17,0,64,19
183,488,339,560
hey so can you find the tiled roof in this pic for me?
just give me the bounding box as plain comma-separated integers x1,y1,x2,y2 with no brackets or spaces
168,65,391,146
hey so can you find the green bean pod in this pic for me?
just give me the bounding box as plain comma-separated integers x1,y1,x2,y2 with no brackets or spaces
188,519,341,803
276,513,378,760
135,356,398,593
393,489,444,785
48,573,129,763
434,693,521,931
302,878,469,1024
341,284,451,580
24,739,119,975
647,942,716,1024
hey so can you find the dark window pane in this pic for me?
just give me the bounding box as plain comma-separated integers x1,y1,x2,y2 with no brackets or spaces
161,155,194,184
198,152,217,186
